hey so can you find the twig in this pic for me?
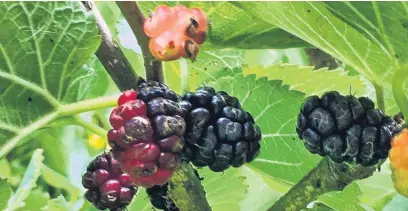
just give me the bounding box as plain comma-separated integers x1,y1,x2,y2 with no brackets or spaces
116,1,164,83
82,1,144,91
268,158,376,211
168,162,212,211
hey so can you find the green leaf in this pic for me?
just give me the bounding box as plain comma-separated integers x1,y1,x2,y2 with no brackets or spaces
7,149,44,211
233,2,392,89
0,2,102,157
41,196,72,211
207,68,320,184
127,188,151,211
325,2,408,65
0,178,12,210
38,131,67,176
40,164,80,202
357,160,395,208
199,168,247,211
163,49,246,93
15,188,50,211
239,167,287,211
0,159,20,186
317,183,366,211
242,62,367,97
137,2,311,49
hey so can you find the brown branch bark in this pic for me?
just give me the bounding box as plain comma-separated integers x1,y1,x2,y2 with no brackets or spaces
115,1,164,83
82,1,144,91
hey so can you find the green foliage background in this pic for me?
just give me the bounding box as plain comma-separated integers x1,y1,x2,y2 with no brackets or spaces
0,1,407,211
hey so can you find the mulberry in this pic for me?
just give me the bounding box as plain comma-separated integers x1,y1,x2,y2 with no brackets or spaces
144,5,208,62
146,184,179,211
390,129,408,197
108,81,187,188
296,91,400,166
82,153,137,210
180,86,262,172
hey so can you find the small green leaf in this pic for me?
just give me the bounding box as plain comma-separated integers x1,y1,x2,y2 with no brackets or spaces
7,149,44,210
137,2,311,50
41,196,72,211
242,62,367,97
0,178,12,210
207,69,320,184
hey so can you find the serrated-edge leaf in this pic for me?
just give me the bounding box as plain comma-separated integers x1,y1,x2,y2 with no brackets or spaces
6,149,44,211
242,62,367,97
0,1,102,159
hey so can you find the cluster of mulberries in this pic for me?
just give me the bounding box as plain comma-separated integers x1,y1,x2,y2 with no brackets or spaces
296,91,400,166
144,5,208,61
107,81,188,188
180,86,262,172
82,153,137,211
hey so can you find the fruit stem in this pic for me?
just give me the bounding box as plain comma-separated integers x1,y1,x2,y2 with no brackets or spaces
180,59,190,92
268,158,376,211
82,1,144,91
116,1,164,83
59,95,118,117
373,83,385,112
72,115,108,140
168,162,212,211
392,65,408,120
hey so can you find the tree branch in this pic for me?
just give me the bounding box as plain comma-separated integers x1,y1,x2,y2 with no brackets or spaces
268,158,376,211
116,1,164,83
82,1,144,91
